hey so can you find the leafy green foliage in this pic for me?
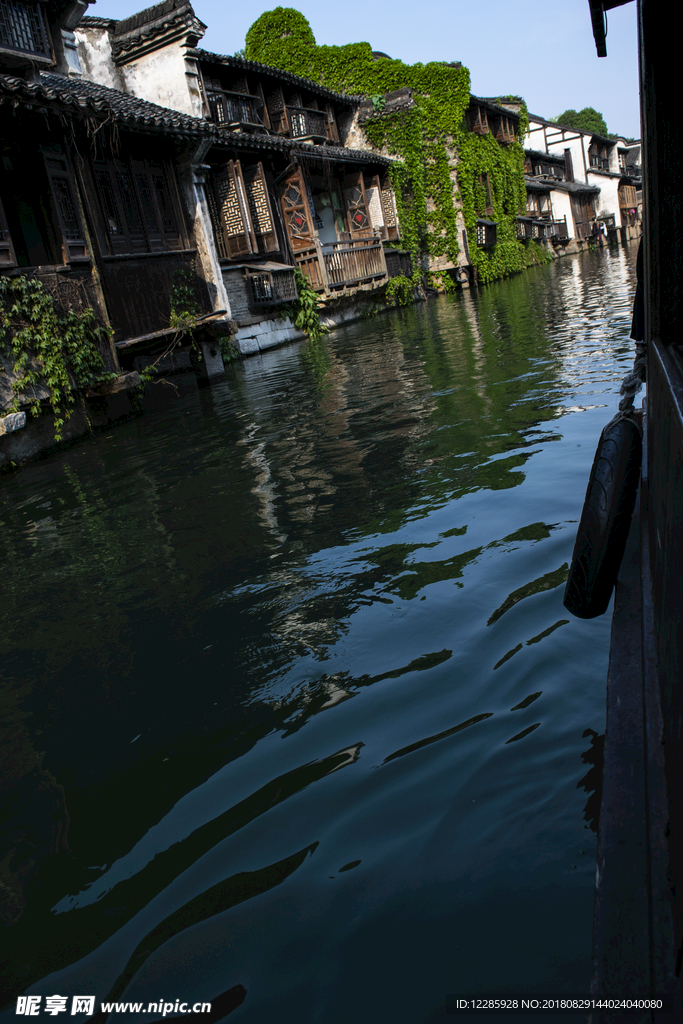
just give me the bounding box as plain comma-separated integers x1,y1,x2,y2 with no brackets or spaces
287,269,329,342
244,8,533,285
385,274,416,305
552,107,609,136
0,275,114,439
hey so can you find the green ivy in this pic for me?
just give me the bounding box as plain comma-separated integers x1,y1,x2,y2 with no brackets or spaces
245,9,534,285
286,268,330,342
385,274,415,306
0,275,114,439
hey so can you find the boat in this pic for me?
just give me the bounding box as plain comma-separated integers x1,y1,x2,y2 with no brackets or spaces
579,2,682,1018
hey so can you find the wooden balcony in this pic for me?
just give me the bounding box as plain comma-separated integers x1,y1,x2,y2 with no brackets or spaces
294,237,388,293
517,217,569,241
619,185,638,207
208,91,265,131
286,106,328,142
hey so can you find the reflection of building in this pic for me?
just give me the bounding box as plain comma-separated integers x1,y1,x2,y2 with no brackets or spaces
525,114,642,249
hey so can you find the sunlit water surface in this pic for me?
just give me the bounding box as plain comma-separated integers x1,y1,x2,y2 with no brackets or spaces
0,244,639,1022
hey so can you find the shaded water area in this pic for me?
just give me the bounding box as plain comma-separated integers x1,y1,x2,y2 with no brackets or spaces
1,243,638,1022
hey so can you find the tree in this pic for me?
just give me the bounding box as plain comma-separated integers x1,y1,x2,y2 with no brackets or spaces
552,107,609,136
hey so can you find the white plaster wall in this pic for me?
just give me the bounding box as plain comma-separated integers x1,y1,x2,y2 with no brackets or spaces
549,190,574,239
526,121,547,152
75,27,126,90
589,173,622,226
607,145,620,173
527,119,590,184
120,46,201,118
179,152,231,317
550,134,587,182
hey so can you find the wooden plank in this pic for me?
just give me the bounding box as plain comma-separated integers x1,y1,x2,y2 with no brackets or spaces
115,310,228,349
639,406,679,1015
591,496,651,1023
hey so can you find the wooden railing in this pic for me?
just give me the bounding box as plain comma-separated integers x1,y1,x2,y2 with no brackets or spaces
517,217,569,241
287,106,328,141
294,237,388,292
619,185,638,207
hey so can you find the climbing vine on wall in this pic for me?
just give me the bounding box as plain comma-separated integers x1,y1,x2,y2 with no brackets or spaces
245,8,533,284
0,275,114,439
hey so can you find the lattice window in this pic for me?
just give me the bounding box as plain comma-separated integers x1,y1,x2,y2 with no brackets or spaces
475,221,496,248
93,157,183,255
246,175,272,236
344,176,370,233
279,167,314,251
266,88,288,134
42,148,88,261
206,91,226,123
243,162,278,252
366,186,383,230
290,110,307,137
381,185,396,228
248,268,297,306
115,166,144,238
205,182,228,259
0,0,50,57
216,173,246,237
47,172,80,241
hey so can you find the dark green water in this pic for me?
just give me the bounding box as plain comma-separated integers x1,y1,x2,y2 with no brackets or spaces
0,243,638,1022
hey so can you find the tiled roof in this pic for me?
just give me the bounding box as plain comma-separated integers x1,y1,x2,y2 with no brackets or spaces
0,71,393,164
525,147,564,163
524,175,599,195
0,71,214,138
293,141,391,165
524,177,555,192
113,0,191,37
470,94,521,121
80,4,206,63
192,49,360,106
209,130,391,165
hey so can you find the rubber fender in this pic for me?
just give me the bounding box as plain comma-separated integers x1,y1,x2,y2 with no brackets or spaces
455,267,470,284
563,415,642,619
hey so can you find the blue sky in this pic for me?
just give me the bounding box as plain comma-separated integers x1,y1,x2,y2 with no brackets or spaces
89,0,640,139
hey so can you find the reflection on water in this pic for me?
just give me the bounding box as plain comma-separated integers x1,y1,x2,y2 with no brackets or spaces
0,244,637,1021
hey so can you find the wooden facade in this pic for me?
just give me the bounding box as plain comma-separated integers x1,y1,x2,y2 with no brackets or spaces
204,150,396,298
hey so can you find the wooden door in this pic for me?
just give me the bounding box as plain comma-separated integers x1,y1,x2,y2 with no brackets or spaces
364,173,387,239
343,171,373,238
571,194,595,240
213,160,256,258
279,166,316,251
42,146,89,261
243,162,278,253
380,177,400,241
266,88,289,135
325,104,340,144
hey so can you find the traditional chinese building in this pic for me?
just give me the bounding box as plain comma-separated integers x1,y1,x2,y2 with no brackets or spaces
526,113,641,246
73,3,407,358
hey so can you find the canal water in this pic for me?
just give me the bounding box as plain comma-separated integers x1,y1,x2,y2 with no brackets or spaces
0,242,638,1022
